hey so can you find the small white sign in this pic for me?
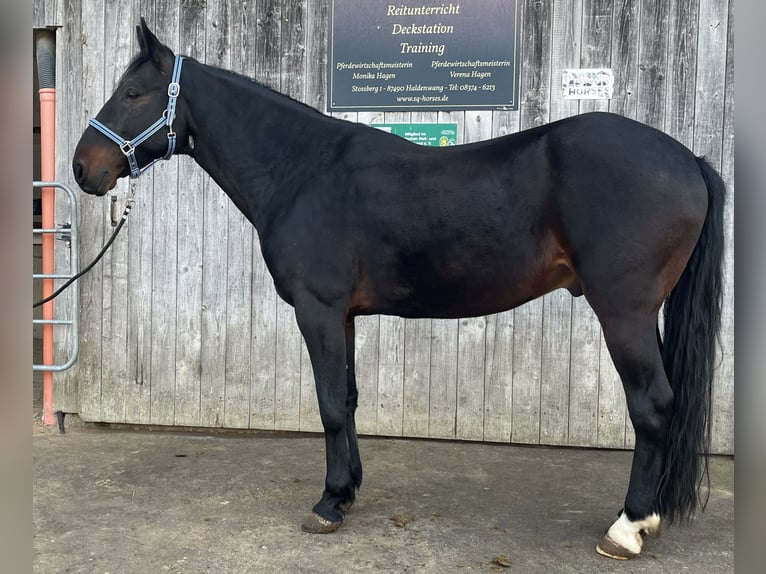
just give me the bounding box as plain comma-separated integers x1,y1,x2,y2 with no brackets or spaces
562,68,614,100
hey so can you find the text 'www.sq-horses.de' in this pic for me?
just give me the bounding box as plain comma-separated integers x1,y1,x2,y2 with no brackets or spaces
72,19,724,560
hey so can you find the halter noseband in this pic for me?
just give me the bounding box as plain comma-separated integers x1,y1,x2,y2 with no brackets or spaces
88,55,184,178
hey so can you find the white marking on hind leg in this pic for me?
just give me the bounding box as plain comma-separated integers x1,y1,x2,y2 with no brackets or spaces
602,512,661,556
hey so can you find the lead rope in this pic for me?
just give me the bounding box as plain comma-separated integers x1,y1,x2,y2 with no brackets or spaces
32,183,136,309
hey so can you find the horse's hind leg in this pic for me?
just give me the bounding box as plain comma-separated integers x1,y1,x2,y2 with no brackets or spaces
294,295,356,533
594,312,671,559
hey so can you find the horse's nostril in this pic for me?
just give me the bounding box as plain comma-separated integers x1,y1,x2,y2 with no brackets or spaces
73,160,85,184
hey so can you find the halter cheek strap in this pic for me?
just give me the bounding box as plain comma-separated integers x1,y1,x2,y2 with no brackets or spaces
88,55,184,178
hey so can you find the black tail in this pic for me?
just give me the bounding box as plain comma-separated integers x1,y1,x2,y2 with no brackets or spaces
658,156,725,523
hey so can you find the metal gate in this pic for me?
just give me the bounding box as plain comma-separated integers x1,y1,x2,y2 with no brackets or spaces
33,181,79,372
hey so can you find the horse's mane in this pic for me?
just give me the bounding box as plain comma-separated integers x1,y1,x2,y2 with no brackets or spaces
196,57,327,118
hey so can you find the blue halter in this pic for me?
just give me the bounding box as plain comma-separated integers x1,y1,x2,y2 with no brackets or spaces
88,55,184,178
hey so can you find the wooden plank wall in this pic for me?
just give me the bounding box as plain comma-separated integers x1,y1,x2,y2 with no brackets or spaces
48,0,734,453
33,0,60,28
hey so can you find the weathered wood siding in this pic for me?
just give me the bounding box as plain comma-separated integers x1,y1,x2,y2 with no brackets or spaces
46,0,734,453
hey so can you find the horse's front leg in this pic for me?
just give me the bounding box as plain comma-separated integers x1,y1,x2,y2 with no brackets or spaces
294,295,355,533
343,316,363,507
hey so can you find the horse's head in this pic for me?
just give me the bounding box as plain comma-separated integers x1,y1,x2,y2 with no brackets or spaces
73,18,188,195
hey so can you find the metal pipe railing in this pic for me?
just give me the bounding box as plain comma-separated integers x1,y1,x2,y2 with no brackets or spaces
33,181,79,373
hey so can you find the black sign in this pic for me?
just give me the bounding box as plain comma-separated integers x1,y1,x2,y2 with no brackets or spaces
327,1,520,112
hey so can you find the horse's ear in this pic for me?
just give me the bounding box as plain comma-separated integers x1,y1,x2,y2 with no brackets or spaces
136,17,175,75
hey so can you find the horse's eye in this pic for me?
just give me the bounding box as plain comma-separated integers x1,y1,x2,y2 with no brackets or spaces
126,89,140,100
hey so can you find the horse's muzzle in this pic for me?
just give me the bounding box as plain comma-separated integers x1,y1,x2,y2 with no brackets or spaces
72,143,124,196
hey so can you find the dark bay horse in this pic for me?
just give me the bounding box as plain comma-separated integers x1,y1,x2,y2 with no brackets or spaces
73,20,724,559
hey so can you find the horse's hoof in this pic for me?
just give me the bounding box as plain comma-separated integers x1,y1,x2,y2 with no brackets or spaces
595,511,660,559
595,535,638,560
301,512,343,534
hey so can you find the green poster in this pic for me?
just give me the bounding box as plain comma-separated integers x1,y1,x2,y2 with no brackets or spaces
372,123,458,146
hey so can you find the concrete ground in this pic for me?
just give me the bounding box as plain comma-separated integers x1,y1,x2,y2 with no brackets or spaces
33,411,733,574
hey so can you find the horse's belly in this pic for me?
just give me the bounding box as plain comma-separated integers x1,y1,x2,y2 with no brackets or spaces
358,258,580,319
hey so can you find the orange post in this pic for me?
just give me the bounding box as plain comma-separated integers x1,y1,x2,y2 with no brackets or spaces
39,87,57,425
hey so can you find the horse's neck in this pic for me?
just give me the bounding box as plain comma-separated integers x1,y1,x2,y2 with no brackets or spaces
182,59,343,230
